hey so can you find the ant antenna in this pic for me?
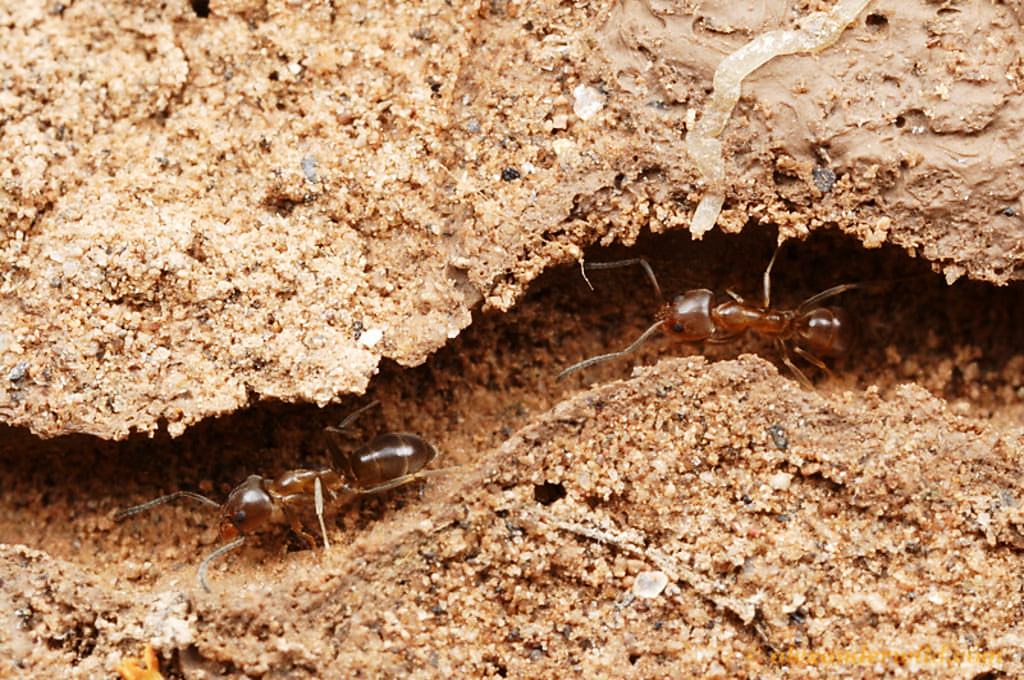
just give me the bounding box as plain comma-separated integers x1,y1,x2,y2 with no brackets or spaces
581,259,662,298
112,491,220,520
556,320,665,381
198,537,245,593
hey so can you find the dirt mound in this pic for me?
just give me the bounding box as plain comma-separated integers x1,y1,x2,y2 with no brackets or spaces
4,356,1021,677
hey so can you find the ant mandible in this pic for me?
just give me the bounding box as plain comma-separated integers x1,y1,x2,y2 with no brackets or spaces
113,402,453,591
557,246,859,387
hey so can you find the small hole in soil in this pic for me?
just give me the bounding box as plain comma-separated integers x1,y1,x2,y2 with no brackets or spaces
865,12,887,29
772,169,799,187
191,0,210,17
533,482,566,505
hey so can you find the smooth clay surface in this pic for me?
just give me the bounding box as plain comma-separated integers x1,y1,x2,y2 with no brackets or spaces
1,0,1023,438
2,0,1024,678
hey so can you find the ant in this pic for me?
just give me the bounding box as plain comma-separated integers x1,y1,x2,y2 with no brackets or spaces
113,402,454,591
558,246,859,388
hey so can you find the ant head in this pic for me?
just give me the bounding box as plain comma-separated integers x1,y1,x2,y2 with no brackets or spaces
661,289,716,341
219,475,273,540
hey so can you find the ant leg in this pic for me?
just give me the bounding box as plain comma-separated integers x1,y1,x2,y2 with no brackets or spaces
762,245,782,309
112,491,220,521
314,477,331,551
276,493,328,550
285,518,320,551
724,289,759,308
325,401,382,467
776,340,815,391
580,259,662,298
343,465,465,496
198,537,245,593
325,400,382,434
791,345,840,382
724,289,744,303
728,242,783,311
556,320,665,380
579,260,595,292
795,282,863,313
704,331,742,344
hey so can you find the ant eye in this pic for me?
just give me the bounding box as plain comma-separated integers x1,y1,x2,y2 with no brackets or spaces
234,510,246,524
672,323,684,333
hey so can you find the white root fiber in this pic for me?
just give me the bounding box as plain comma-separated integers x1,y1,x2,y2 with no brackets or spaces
686,0,873,239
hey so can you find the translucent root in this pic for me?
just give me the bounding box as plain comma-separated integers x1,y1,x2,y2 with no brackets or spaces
686,0,873,239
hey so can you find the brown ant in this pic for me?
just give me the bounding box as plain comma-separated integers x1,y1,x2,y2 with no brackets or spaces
113,402,454,591
558,248,859,387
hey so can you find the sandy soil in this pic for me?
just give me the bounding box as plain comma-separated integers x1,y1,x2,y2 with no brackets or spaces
2,0,1024,678
1,0,1023,439
4,232,1024,678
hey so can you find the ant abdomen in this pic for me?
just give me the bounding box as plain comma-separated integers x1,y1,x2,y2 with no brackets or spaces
792,306,857,357
341,433,438,493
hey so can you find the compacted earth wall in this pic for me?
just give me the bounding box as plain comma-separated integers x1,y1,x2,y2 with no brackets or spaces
1,0,1023,677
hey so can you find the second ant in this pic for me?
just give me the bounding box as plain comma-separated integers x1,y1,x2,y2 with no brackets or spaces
113,402,455,591
558,245,860,387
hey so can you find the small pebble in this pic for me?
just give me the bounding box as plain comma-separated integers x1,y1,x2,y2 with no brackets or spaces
8,362,29,382
357,328,383,348
302,155,317,182
573,84,604,121
812,166,836,192
632,570,669,599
